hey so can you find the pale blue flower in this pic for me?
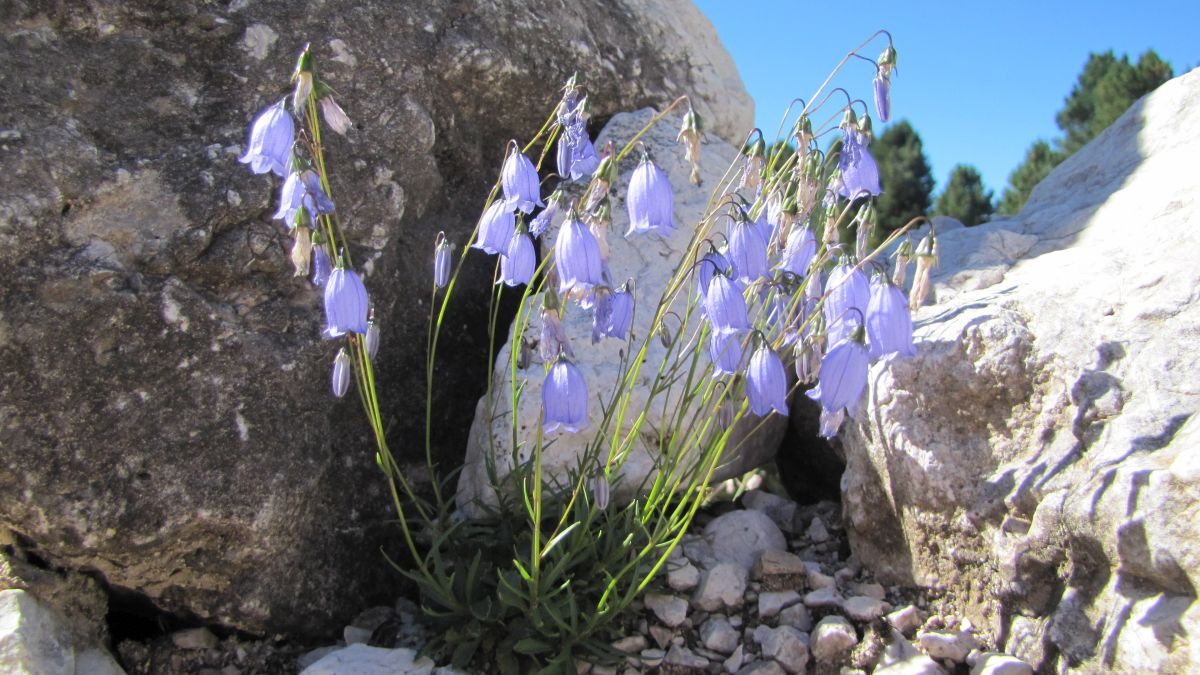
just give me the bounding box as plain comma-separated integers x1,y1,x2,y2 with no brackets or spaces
543,358,588,433
866,277,916,360
323,265,369,337
499,231,536,287
625,159,674,236
502,149,545,214
239,101,294,177
332,348,351,398
709,332,743,376
728,217,769,284
555,215,604,294
472,201,515,255
704,273,751,336
747,345,789,416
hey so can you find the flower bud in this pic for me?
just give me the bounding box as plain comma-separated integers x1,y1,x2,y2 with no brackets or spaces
433,232,452,289
365,320,380,361
332,347,351,398
591,465,610,511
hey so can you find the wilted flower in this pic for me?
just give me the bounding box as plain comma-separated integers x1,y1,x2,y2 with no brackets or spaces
529,188,567,238
555,214,604,295
793,329,825,385
539,301,573,361
471,200,516,255
543,357,588,434
324,264,369,337
332,347,351,398
778,226,816,277
867,276,916,361
290,226,312,277
709,332,743,376
625,158,674,236
793,114,814,154
501,146,545,214
806,328,869,431
365,320,380,360
740,137,766,192
499,230,536,287
555,85,599,181
704,273,751,336
590,286,612,344
433,232,452,289
824,261,870,345
239,101,294,177
587,202,612,262
728,217,769,284
319,95,353,135
909,231,938,310
311,241,332,287
677,107,704,186
747,344,789,416
855,203,876,260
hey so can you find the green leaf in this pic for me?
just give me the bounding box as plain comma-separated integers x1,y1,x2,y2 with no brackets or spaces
539,521,581,560
513,637,552,655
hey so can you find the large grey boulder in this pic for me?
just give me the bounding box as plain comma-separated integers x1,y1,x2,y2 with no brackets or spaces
456,108,786,516
839,68,1200,673
0,1,751,637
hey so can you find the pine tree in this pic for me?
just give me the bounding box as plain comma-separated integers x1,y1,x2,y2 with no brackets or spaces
998,140,1065,215
935,165,994,226
871,120,933,234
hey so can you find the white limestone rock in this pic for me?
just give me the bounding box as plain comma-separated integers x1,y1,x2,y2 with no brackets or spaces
694,562,749,612
810,615,857,663
299,644,434,675
0,590,75,675
704,510,787,571
645,593,689,628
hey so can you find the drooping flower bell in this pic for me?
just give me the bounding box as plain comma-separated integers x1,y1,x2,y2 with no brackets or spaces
704,273,751,336
499,228,536,287
554,213,604,295
585,141,618,210
867,276,916,361
590,286,612,344
874,45,897,124
331,347,351,398
778,226,817,277
728,215,769,285
319,94,353,135
323,261,369,337
273,172,308,226
837,110,882,200
606,282,634,340
806,326,870,433
697,249,731,300
625,155,674,237
501,145,545,214
824,260,870,346
892,235,913,288
855,203,876,260
543,357,588,434
709,332,743,377
471,200,516,255
433,232,452,289
740,136,766,192
239,101,295,177
311,236,332,288
677,106,704,186
747,343,789,417
300,170,335,215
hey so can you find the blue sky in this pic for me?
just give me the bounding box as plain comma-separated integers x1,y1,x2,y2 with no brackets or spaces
693,1,1199,198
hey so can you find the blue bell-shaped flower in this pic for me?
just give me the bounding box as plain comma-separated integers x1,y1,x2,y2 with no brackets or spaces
543,357,588,433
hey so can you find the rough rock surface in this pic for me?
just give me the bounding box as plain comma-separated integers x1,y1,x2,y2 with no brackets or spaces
0,589,125,675
457,107,784,515
840,68,1200,672
0,1,751,637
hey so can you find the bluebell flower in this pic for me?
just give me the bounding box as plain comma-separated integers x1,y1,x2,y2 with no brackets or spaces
625,158,674,236
323,264,369,337
728,217,769,284
471,200,516,255
543,357,588,434
806,328,869,422
747,344,789,416
837,128,882,200
867,277,916,360
311,243,332,287
433,233,452,289
499,231,536,287
818,409,846,439
567,136,600,180
697,250,731,301
824,261,870,345
332,348,351,398
704,273,751,336
778,226,816,277
501,148,545,214
606,285,634,340
300,170,335,215
239,101,294,177
709,332,743,376
873,73,891,124
272,172,307,226
554,215,604,294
